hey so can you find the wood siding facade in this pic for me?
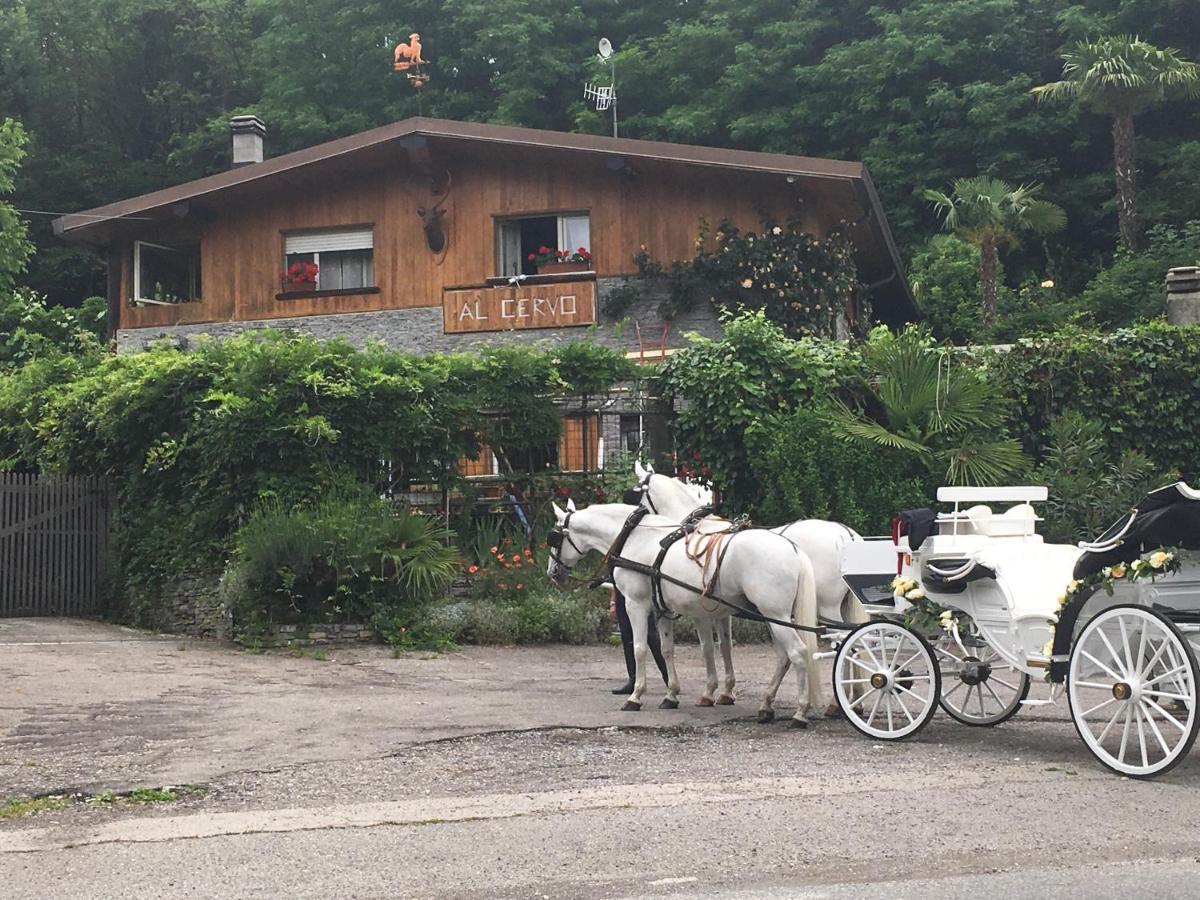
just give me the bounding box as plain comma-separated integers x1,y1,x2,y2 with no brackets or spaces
115,142,859,333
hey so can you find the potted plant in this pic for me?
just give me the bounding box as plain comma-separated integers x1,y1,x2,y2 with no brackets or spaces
529,246,592,275
280,261,319,293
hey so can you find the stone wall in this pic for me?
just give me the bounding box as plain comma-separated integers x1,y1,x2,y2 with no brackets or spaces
116,278,723,355
261,622,377,648
152,573,232,641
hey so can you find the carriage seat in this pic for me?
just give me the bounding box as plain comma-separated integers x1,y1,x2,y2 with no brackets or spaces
934,503,1042,543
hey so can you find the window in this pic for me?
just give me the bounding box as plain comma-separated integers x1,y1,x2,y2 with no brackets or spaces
559,414,600,472
131,241,201,305
619,414,643,453
458,443,499,478
496,213,591,277
284,228,375,291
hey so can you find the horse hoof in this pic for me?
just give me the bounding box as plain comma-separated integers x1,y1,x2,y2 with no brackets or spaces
621,700,642,712
659,697,679,710
823,702,843,719
715,694,735,706
696,696,715,707
787,717,809,730
756,709,775,724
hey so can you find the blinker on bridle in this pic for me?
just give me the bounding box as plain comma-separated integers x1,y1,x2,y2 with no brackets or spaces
621,469,657,513
549,510,586,570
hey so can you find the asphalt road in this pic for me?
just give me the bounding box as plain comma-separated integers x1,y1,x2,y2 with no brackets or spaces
3,619,1200,898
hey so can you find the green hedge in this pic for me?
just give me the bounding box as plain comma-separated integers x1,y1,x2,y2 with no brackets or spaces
0,330,637,619
992,322,1200,480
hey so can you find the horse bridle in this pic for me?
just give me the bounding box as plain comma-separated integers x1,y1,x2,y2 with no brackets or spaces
622,470,658,513
547,510,587,574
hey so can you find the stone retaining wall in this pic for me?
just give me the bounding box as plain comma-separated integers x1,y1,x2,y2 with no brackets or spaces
262,622,377,648
116,278,722,355
151,572,232,641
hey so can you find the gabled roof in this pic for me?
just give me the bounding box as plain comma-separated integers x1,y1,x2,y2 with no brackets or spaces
54,117,916,320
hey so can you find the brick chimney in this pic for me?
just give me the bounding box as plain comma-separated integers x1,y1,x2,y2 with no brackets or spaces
1166,266,1200,326
230,115,266,167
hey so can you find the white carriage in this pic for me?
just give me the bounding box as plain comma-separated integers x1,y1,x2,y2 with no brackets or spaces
834,483,1200,778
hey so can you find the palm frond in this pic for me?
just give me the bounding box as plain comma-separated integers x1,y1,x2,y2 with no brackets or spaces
828,400,932,455
940,439,1029,486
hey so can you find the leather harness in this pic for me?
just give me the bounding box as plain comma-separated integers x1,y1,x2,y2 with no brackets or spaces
552,505,825,635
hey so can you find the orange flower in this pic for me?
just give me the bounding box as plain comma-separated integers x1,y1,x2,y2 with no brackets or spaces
516,583,524,589
498,582,507,589
511,554,521,563
467,565,479,574
524,548,533,557
489,546,498,553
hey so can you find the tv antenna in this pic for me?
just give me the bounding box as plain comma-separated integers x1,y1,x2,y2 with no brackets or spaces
584,37,618,137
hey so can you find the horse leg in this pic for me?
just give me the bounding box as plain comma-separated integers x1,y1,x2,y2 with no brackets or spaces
843,592,870,625
778,627,824,725
716,615,736,705
623,597,653,711
695,622,719,707
657,615,680,709
757,639,791,724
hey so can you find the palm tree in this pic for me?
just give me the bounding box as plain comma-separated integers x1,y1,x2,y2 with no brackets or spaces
1032,36,1199,250
923,178,1066,325
830,327,1027,486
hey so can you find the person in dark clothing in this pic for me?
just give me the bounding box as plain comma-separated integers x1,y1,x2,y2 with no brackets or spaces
611,588,670,694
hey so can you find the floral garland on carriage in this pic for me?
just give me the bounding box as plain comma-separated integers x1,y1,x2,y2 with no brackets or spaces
1042,547,1185,658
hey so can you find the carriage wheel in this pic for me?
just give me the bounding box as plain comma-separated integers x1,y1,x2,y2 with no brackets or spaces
833,621,941,740
1068,605,1200,778
933,621,1030,727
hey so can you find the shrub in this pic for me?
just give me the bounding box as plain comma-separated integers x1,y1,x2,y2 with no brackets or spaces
1034,412,1168,543
993,321,1200,480
749,408,934,533
1075,220,1200,327
223,490,460,640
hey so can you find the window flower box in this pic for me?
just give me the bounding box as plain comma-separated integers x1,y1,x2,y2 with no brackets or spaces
281,261,319,293
529,246,592,276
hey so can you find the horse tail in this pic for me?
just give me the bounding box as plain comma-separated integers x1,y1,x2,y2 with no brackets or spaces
791,547,819,632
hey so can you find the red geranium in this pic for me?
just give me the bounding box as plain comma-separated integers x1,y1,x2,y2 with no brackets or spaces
281,261,319,285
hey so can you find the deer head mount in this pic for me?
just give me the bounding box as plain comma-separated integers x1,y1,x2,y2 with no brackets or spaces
417,206,446,253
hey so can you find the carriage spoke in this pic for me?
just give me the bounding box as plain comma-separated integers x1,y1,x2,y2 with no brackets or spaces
1140,703,1172,757
1081,649,1124,683
942,678,968,700
1145,663,1189,687
1095,705,1125,744
840,677,874,685
847,656,877,675
864,690,883,725
1117,707,1133,763
1134,705,1149,768
983,680,1007,710
894,649,923,673
1142,689,1191,702
848,686,880,711
1080,696,1117,717
1118,619,1136,677
1098,629,1129,679
1073,680,1117,691
1142,697,1189,732
990,675,1021,692
891,691,916,725
893,682,928,704
885,694,894,731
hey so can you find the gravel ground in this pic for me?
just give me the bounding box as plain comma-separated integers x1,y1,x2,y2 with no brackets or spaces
3,618,1200,898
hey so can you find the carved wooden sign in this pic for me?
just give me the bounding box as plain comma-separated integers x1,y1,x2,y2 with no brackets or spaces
443,281,597,333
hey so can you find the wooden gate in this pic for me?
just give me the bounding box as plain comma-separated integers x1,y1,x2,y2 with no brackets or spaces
0,473,110,617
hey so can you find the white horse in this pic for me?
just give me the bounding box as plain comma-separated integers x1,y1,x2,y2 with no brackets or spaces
631,461,870,628
548,501,825,726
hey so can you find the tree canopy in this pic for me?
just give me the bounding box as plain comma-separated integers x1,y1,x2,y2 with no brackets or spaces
1,0,1198,309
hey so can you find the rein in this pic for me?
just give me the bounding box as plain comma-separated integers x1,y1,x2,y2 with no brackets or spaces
555,505,823,636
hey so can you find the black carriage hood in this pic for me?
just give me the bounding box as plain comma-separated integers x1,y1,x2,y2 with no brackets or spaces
1073,482,1200,579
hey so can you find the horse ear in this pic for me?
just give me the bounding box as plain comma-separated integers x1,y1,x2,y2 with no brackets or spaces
634,460,648,479
646,460,656,474
552,502,566,522
566,497,577,512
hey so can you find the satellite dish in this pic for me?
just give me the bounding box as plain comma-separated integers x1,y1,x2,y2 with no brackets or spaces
598,37,613,60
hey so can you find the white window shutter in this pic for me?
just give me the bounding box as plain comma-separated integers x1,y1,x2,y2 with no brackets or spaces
285,228,374,255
